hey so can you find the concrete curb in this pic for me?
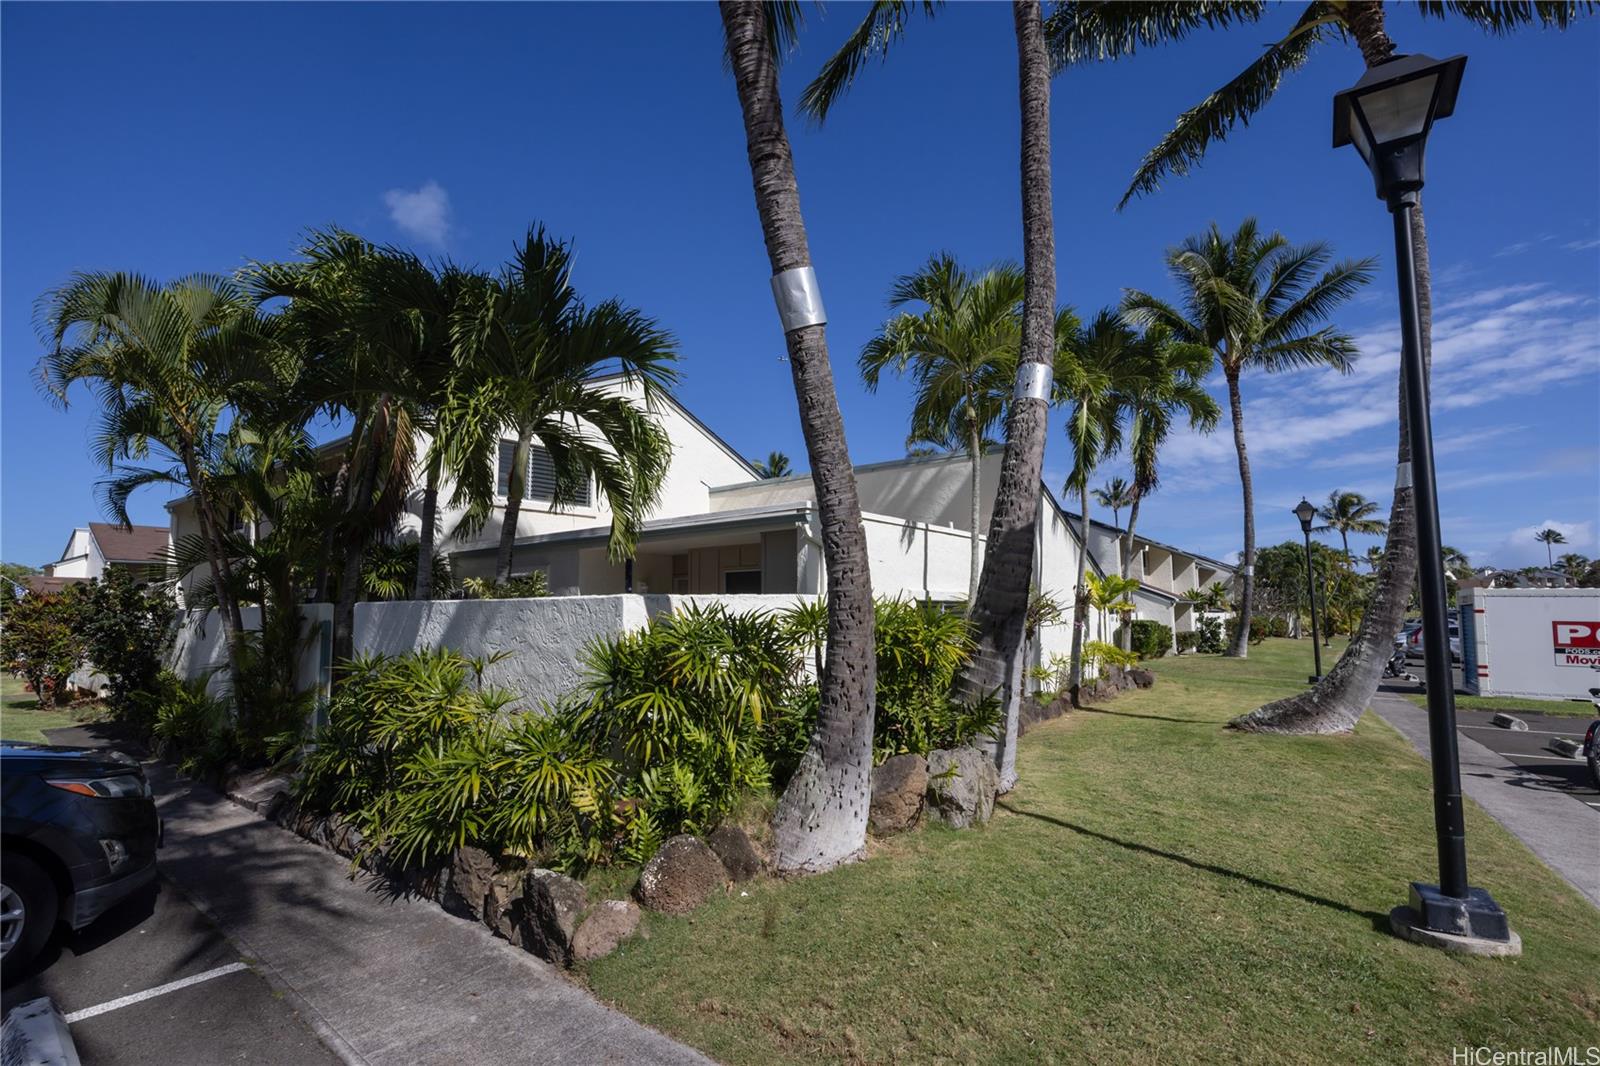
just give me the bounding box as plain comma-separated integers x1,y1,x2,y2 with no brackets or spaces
1489,712,1528,731
0,997,81,1066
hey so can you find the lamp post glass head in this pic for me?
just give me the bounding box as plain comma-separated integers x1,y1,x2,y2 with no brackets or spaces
1293,498,1317,534
1332,53,1467,204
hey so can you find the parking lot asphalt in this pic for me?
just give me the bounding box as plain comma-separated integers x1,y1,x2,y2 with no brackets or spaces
1,727,343,1065
1452,709,1599,811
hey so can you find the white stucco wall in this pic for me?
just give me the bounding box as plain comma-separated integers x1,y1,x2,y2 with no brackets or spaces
168,604,333,700
355,593,819,707
48,528,101,579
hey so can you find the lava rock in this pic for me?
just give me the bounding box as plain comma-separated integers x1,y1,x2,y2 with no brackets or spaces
1128,667,1155,689
636,835,727,915
869,753,928,836
925,747,998,829
706,826,763,882
571,899,642,962
442,845,497,920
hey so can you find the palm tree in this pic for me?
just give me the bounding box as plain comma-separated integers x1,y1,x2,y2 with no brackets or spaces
1124,221,1372,658
1535,528,1567,567
800,0,1060,793
754,451,792,478
1557,552,1589,584
1313,489,1388,562
1365,544,1386,573
247,231,428,667
1056,310,1131,706
35,271,287,680
860,255,1024,605
453,228,678,584
1441,545,1470,577
720,1,878,872
1115,323,1219,592
1092,477,1135,530
1048,0,1590,731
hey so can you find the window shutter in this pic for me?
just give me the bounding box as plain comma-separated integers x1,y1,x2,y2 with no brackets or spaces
497,440,516,497
501,439,591,507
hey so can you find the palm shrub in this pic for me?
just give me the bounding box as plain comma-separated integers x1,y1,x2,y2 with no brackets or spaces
868,598,1001,762
574,604,799,841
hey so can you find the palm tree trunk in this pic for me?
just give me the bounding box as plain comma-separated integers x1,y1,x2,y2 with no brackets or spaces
1120,489,1144,651
962,0,1056,793
416,453,441,601
722,0,876,874
1232,5,1436,734
968,422,983,608
182,450,246,681
1067,485,1091,706
495,426,533,585
1224,366,1255,658
332,400,391,671
1341,528,1351,564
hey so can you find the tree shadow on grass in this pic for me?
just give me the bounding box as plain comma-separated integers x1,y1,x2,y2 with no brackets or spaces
1075,704,1216,726
996,801,1392,932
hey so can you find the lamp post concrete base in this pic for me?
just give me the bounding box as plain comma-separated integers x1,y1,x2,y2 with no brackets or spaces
1389,907,1522,957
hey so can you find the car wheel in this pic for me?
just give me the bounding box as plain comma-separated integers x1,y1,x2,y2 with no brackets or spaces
1588,746,1600,792
1,853,58,983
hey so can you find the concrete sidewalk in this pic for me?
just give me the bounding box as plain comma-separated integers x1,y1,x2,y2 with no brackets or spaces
148,764,712,1066
1369,692,1600,910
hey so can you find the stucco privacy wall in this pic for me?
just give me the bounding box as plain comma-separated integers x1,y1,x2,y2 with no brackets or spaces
356,593,818,707
168,604,333,698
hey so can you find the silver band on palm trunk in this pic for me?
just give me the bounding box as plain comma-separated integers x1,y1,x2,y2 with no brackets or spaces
771,267,827,333
1013,361,1052,402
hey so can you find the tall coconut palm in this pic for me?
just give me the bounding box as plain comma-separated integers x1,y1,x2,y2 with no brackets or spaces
1115,323,1219,587
1314,489,1388,563
1441,545,1470,576
1364,544,1386,573
800,0,1060,792
1124,221,1372,658
452,228,678,584
35,272,288,680
1535,527,1567,567
860,255,1024,605
1093,477,1135,530
1048,0,1590,731
720,1,878,872
754,451,792,478
1056,310,1132,706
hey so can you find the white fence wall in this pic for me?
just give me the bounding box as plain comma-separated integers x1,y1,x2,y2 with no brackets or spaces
355,593,819,708
167,604,333,699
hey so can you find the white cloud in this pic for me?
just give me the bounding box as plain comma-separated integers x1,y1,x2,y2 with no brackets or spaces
1488,519,1596,569
1564,237,1600,252
383,180,452,247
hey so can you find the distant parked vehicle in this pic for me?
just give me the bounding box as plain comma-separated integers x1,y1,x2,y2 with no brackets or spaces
1,742,160,981
1407,621,1462,663
1584,686,1600,791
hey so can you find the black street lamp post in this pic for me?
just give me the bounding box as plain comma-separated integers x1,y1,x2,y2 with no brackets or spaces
1334,53,1516,952
1292,499,1323,683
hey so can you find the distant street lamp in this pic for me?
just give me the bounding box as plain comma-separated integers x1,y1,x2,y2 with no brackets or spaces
1334,53,1516,953
1292,498,1323,683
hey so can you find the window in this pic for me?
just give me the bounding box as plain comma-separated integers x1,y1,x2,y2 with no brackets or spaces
723,569,762,595
497,440,592,507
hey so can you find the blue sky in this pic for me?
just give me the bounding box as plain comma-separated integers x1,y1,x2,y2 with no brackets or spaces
3,3,1597,574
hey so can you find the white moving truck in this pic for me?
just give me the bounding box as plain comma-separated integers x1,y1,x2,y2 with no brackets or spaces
1459,586,1600,700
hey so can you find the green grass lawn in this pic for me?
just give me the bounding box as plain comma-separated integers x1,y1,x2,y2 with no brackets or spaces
587,639,1600,1065
1406,692,1598,718
0,674,101,743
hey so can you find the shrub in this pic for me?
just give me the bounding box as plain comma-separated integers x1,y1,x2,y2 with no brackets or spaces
149,672,237,780
0,587,83,707
1084,640,1139,671
298,649,613,869
1196,616,1226,654
460,571,550,600
1127,620,1173,660
1224,616,1269,647
72,571,173,719
1175,631,1199,654
868,598,1000,762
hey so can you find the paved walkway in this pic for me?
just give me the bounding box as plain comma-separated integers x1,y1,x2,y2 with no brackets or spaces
146,762,711,1066
1369,692,1600,909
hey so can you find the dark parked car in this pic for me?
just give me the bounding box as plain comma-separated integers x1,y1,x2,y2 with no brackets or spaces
1,742,160,981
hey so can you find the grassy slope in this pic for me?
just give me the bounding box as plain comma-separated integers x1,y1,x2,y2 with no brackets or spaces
587,639,1600,1065
1405,692,1597,718
0,674,97,743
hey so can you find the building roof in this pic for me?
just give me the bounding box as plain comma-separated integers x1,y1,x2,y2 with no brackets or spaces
452,502,814,557
88,523,170,563
22,574,88,596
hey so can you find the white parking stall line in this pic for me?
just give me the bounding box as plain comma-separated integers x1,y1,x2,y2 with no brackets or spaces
63,962,250,1024
1459,725,1587,738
